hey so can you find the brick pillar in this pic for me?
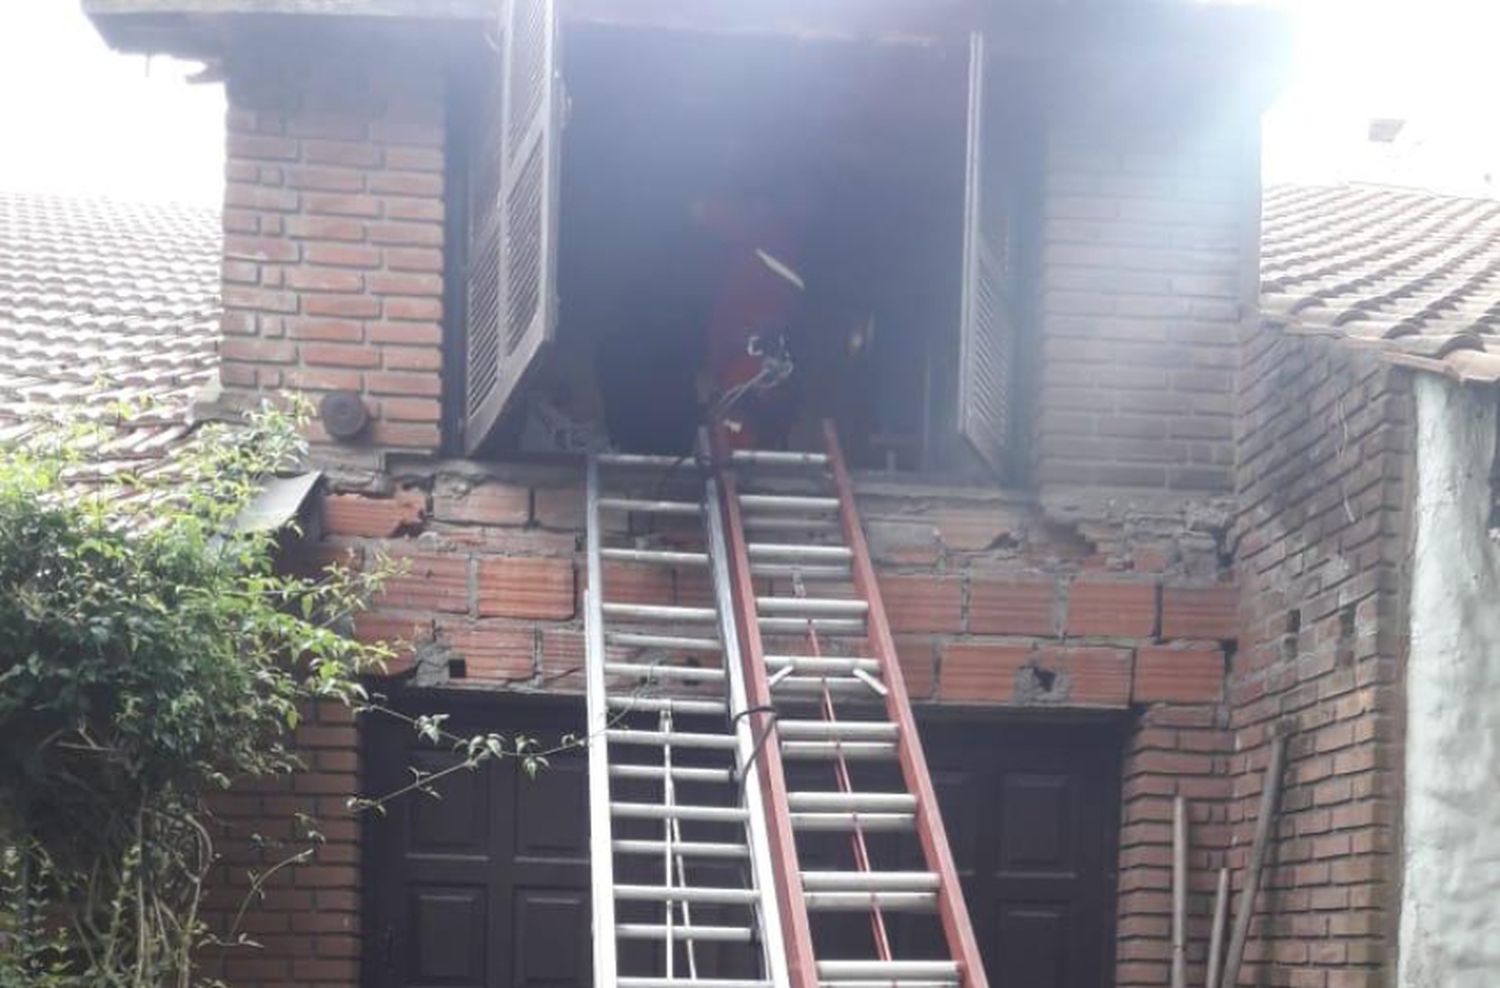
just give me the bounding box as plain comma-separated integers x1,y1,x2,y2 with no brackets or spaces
1231,332,1411,986
219,36,447,456
1032,108,1259,492
199,702,362,987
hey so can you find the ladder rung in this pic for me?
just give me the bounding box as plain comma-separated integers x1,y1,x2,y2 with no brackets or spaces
615,885,760,905
801,871,939,892
607,631,723,652
603,602,717,623
766,655,880,674
757,597,868,617
818,961,960,980
779,720,899,741
739,494,840,512
611,802,749,823
730,449,828,467
606,729,737,750
596,453,691,468
788,792,916,813
601,547,710,567
781,740,899,760
750,563,851,580
818,982,957,988
748,543,852,562
610,764,735,784
804,891,938,912
604,662,726,683
606,695,727,716
598,497,701,516
613,839,748,858
621,980,772,988
759,616,866,635
616,923,754,943
771,675,874,695
790,812,916,832
741,516,842,533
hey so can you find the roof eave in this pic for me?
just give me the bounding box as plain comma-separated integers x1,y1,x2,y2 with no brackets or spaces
83,0,489,55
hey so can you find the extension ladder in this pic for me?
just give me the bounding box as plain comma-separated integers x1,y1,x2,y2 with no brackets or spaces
711,424,990,988
584,449,791,988
583,425,988,988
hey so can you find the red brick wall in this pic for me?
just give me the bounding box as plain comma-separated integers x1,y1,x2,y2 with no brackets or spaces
219,35,447,455
1230,330,1412,987
1034,111,1259,492
323,468,1238,988
199,702,361,987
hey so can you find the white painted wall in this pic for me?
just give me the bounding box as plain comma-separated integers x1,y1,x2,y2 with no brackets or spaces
1400,375,1500,988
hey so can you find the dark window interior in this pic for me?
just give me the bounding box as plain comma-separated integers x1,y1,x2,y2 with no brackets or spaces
520,26,969,469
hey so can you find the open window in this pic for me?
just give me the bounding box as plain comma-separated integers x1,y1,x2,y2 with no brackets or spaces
460,15,1028,476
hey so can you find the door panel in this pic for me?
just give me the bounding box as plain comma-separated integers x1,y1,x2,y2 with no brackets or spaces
918,718,1121,988
365,697,589,988
512,890,589,987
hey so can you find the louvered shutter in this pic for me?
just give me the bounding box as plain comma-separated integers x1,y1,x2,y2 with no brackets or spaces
465,0,562,454
956,31,1015,476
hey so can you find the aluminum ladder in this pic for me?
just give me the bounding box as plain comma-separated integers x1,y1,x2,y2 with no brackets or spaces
712,423,991,988
585,450,792,988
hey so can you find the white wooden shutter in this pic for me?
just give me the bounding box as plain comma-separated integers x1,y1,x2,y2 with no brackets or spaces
465,0,562,453
956,31,1015,476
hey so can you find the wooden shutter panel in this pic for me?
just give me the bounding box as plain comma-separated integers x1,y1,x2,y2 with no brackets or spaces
956,31,1015,476
465,0,562,454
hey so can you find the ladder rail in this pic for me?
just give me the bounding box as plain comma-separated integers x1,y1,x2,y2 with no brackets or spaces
705,470,793,988
712,435,822,988
583,456,619,986
819,421,990,988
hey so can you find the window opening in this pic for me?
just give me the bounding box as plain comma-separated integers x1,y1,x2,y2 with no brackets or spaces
518,25,969,470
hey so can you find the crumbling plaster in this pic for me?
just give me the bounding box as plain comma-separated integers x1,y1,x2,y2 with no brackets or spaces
1400,375,1500,988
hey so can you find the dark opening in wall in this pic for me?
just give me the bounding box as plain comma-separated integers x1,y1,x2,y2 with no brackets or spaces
1336,604,1357,667
534,25,968,469
1280,607,1301,663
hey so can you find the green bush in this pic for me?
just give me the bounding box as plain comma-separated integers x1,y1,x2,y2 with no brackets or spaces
0,402,392,987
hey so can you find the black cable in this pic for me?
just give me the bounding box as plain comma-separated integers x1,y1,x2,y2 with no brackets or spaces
729,704,781,789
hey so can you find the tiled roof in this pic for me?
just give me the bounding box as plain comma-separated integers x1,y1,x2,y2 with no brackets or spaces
1261,183,1500,382
0,193,220,478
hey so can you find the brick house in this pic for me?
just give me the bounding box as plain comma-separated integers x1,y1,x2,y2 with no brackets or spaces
39,1,1496,987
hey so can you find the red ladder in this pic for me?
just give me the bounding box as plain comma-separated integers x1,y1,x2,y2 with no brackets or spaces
714,422,989,988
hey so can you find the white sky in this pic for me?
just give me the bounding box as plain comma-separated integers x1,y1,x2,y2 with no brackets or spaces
0,0,1496,205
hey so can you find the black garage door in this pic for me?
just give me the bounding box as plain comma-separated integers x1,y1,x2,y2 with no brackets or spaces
362,694,591,988
363,698,1120,988
923,718,1122,988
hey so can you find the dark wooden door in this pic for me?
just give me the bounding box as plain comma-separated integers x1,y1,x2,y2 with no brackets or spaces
922,718,1121,988
363,695,590,988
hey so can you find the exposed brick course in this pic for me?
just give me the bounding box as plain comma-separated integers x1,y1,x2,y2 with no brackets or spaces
1067,578,1158,638
878,574,964,633
1162,584,1238,641
1134,644,1225,703
476,556,577,620
967,576,1057,635
321,489,425,537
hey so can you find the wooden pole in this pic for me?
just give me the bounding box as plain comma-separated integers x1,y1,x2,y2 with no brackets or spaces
1219,730,1288,988
1171,795,1188,988
1204,867,1230,988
